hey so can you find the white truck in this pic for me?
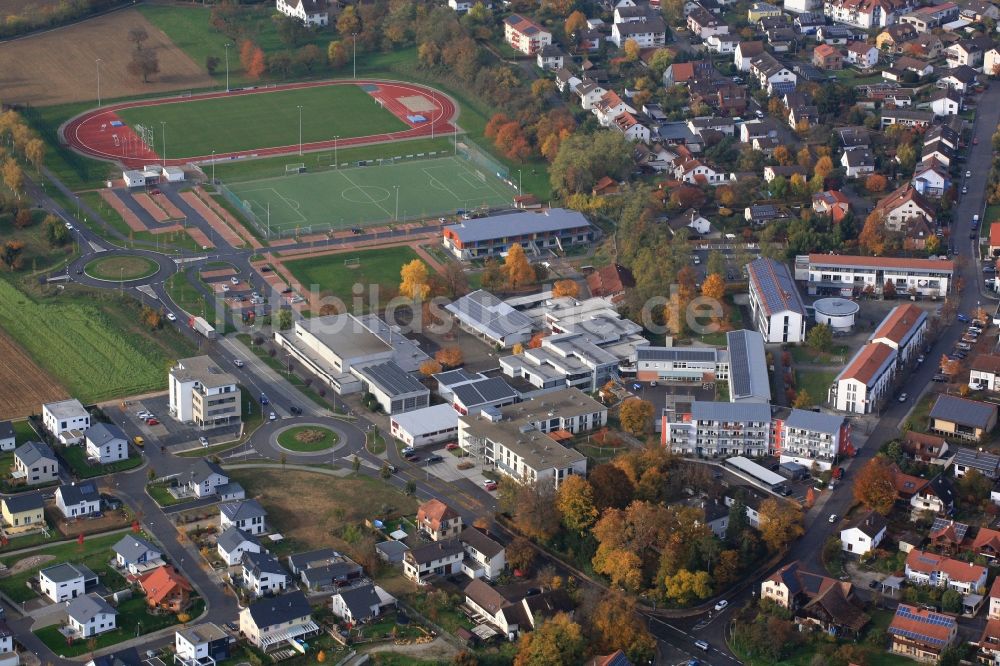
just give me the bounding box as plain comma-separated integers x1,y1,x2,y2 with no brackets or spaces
190,316,217,340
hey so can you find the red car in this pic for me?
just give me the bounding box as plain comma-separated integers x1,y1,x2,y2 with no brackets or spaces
146,418,159,426
445,442,459,451
483,481,498,491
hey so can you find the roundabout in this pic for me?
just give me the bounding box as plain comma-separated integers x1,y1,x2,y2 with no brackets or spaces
84,254,159,281
276,425,340,452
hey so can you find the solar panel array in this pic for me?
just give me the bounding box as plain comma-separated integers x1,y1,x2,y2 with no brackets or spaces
729,332,751,398
890,606,954,646
361,361,426,397
749,257,805,317
453,378,518,407
455,291,533,339
930,518,968,542
637,347,718,362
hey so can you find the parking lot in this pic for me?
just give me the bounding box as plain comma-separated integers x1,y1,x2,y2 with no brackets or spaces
405,444,495,488
104,395,241,452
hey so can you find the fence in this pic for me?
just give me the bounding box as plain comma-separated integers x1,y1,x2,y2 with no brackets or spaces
452,138,510,181
217,181,270,237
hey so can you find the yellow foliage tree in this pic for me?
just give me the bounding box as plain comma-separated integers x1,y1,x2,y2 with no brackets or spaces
552,279,579,298
399,259,431,301
623,38,640,61
505,243,535,289
556,475,597,532
701,273,726,301
618,398,654,436
512,342,525,355
435,346,463,368
419,359,443,376
758,499,804,553
662,569,712,604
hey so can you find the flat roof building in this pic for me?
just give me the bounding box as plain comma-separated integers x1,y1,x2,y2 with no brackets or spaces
727,330,771,403
805,254,954,298
442,209,594,261
458,388,605,487
169,356,241,429
445,291,534,349
390,404,460,448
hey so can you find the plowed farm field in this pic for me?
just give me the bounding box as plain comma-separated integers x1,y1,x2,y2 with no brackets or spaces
0,330,67,418
0,8,214,106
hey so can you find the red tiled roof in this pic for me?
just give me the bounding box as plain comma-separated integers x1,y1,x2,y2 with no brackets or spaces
990,223,1000,247
889,604,956,645
906,549,987,584
586,264,635,299
889,462,930,496
139,565,192,606
841,342,895,385
808,254,955,272
417,499,459,532
990,577,1000,599
972,354,1000,374
871,304,924,346
973,527,1000,554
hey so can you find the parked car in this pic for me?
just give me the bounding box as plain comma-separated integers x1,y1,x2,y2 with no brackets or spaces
898,393,908,402
146,418,159,426
230,277,240,285
828,514,838,523
714,600,729,611
483,480,498,491
932,374,948,382
289,406,302,415
404,453,420,462
261,266,272,272
199,437,209,447
426,454,443,463
269,412,277,421
957,342,972,350
958,314,971,322
445,442,459,450
166,313,177,322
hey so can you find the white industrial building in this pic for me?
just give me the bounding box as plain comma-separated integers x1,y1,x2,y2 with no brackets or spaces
389,404,459,448
458,388,604,487
274,314,430,414
747,257,807,344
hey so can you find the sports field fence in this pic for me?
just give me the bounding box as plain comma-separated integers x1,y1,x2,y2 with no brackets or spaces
452,139,510,183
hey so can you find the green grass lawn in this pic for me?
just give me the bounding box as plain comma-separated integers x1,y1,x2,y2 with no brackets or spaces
0,280,193,403
277,425,339,452
794,370,837,407
34,596,202,657
13,420,38,445
146,482,187,507
282,245,422,307
117,85,407,159
226,155,511,233
0,531,126,602
84,255,159,281
60,444,142,479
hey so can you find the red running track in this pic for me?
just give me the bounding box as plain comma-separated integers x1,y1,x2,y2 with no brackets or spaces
62,79,458,169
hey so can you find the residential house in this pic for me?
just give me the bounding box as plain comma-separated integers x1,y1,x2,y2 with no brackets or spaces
888,604,957,662
67,594,117,638
168,356,241,429
929,394,998,442
991,578,1000,619
675,159,728,185
0,422,14,452
113,535,163,575
829,342,897,413
939,65,979,93
869,303,927,366
239,591,318,652
971,354,1000,391
39,562,97,603
877,23,918,52
188,460,232,499
593,91,635,127
735,41,765,71
706,33,739,53
290,550,363,590
460,527,506,581
846,41,880,68
805,254,954,298
463,579,574,641
928,518,969,554
979,619,1000,666
840,511,887,555
921,139,954,167
41,399,90,440
611,16,667,47
873,183,935,231
554,68,582,93
216,527,260,567
824,0,911,28
901,431,948,463
929,88,961,116
764,165,810,182
946,38,988,68
813,190,851,222
760,561,870,635
663,60,714,86
986,48,1000,76
1,491,44,533
952,446,1000,479
139,565,192,612
417,499,463,541
687,5,728,37
748,1,783,22
586,264,635,303
174,624,231,666
973,527,1000,560
817,24,855,44
55,481,102,519
504,15,552,55
911,159,950,197
274,0,327,26
905,549,988,594
241,552,288,598
13,441,58,486
794,11,826,31
775,409,849,471
813,43,844,69
219,499,267,535
899,2,960,32
841,149,875,178
902,217,934,251
536,45,565,70
614,112,651,142
403,540,464,585
750,53,798,94
331,583,383,625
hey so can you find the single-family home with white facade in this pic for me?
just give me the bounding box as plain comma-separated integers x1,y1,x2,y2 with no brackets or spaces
85,423,128,465
241,552,288,598
42,399,90,440
113,535,163,575
220,500,267,535
274,0,328,26
66,594,117,638
840,512,887,556
56,482,102,520
39,562,97,603
174,623,231,666
216,527,261,567
239,591,318,653
13,441,58,486
905,549,988,594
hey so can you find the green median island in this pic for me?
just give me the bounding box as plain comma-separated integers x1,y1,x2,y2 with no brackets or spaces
277,425,339,452
84,255,158,281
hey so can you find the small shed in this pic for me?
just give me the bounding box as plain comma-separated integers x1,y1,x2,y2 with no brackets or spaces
375,540,409,564
161,166,185,182
122,170,146,188
778,461,807,480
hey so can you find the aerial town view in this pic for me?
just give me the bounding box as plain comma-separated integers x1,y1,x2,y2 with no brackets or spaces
5,0,1000,664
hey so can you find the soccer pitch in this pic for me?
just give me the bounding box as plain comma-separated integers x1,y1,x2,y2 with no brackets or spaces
224,156,514,234
115,84,406,159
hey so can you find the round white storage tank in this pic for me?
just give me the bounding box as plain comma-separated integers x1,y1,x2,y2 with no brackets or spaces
813,297,859,331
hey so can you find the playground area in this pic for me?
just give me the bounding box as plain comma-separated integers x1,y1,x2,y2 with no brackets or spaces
221,154,513,236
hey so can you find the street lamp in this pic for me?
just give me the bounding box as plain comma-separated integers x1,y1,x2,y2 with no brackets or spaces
334,135,339,168
352,33,358,80
211,150,215,185
96,58,103,108
224,43,232,92
297,105,303,156
394,185,399,222
160,121,167,167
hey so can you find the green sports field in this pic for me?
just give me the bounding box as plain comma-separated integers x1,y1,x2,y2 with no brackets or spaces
224,155,512,234
284,246,422,307
115,85,406,159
